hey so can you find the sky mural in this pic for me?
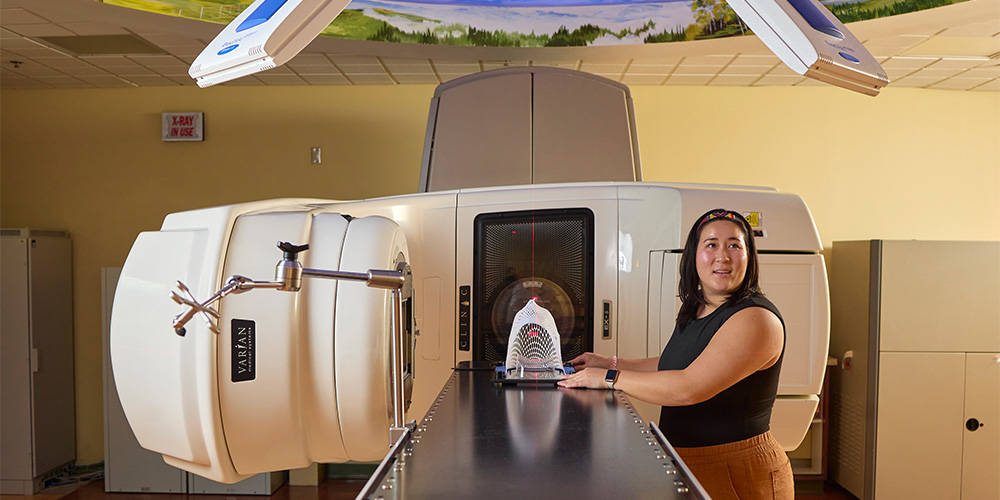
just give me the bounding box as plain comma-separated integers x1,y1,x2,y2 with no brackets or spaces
102,0,968,47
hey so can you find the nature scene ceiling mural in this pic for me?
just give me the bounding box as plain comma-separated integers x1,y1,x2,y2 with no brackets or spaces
102,0,969,47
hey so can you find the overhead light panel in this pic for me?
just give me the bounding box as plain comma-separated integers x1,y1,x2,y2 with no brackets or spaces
39,34,166,55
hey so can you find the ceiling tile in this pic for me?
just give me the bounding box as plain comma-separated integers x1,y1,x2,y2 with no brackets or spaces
620,74,666,85
753,75,806,86
76,75,134,87
35,62,109,77
879,56,937,70
720,65,766,76
12,64,66,78
126,55,188,68
938,21,1000,38
929,77,994,90
32,75,89,87
432,62,480,74
884,67,918,80
165,75,198,86
380,56,428,66
664,74,713,85
630,56,683,66
5,23,75,37
862,35,929,57
394,74,440,84
923,58,981,70
140,33,204,46
710,74,760,86
910,67,966,79
1,36,47,50
254,74,307,85
970,78,1000,91
962,65,1000,79
795,78,827,87
902,36,1000,59
891,75,942,87
114,66,157,77
5,45,65,58
81,55,141,68
590,73,622,81
672,65,722,76
764,64,799,77
529,61,577,68
288,53,334,66
346,74,395,84
0,76,50,88
626,64,672,75
681,55,735,66
328,55,381,66
0,8,50,25
29,54,87,68
438,73,473,82
730,55,780,67
300,74,350,85
291,67,339,76
382,60,433,73
160,46,205,58
579,62,625,74
119,75,177,86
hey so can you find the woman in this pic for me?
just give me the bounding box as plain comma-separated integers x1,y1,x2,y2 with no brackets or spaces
558,208,793,500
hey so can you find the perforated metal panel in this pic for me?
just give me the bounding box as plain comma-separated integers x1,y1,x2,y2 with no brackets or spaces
473,208,594,363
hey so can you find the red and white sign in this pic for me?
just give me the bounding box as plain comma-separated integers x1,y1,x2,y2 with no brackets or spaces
162,112,204,142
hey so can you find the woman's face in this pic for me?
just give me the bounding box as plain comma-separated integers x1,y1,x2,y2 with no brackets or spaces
695,220,749,301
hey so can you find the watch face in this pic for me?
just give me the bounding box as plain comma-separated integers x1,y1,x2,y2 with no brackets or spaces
605,369,618,382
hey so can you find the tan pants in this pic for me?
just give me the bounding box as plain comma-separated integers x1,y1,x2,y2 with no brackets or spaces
675,431,794,500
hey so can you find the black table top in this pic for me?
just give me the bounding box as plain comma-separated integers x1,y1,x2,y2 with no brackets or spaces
359,363,707,499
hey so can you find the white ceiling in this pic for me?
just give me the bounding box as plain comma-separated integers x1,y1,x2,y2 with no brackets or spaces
1,0,997,90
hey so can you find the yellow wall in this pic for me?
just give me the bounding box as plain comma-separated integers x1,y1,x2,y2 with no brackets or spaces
2,83,998,465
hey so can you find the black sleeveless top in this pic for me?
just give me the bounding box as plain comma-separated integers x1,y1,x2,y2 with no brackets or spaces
657,294,784,447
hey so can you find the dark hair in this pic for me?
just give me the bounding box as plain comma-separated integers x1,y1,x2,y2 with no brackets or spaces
676,208,761,329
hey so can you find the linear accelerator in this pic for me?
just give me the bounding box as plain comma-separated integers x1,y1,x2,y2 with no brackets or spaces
118,39,839,497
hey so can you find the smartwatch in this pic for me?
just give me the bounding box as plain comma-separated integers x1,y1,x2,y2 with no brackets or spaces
604,369,619,390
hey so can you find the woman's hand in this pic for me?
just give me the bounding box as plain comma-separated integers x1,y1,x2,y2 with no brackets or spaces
557,367,610,390
565,352,612,370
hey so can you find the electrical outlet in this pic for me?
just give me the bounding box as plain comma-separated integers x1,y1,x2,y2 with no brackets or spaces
310,147,322,164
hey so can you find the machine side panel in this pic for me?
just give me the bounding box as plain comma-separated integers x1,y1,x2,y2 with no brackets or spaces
219,211,314,474
616,185,682,362
317,193,458,426
759,254,829,396
426,73,532,191
533,72,636,184
111,230,219,467
335,216,406,461
676,188,821,252
302,214,351,462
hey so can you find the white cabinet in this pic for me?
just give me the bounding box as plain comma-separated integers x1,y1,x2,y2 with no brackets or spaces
829,240,1000,500
1,229,75,494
